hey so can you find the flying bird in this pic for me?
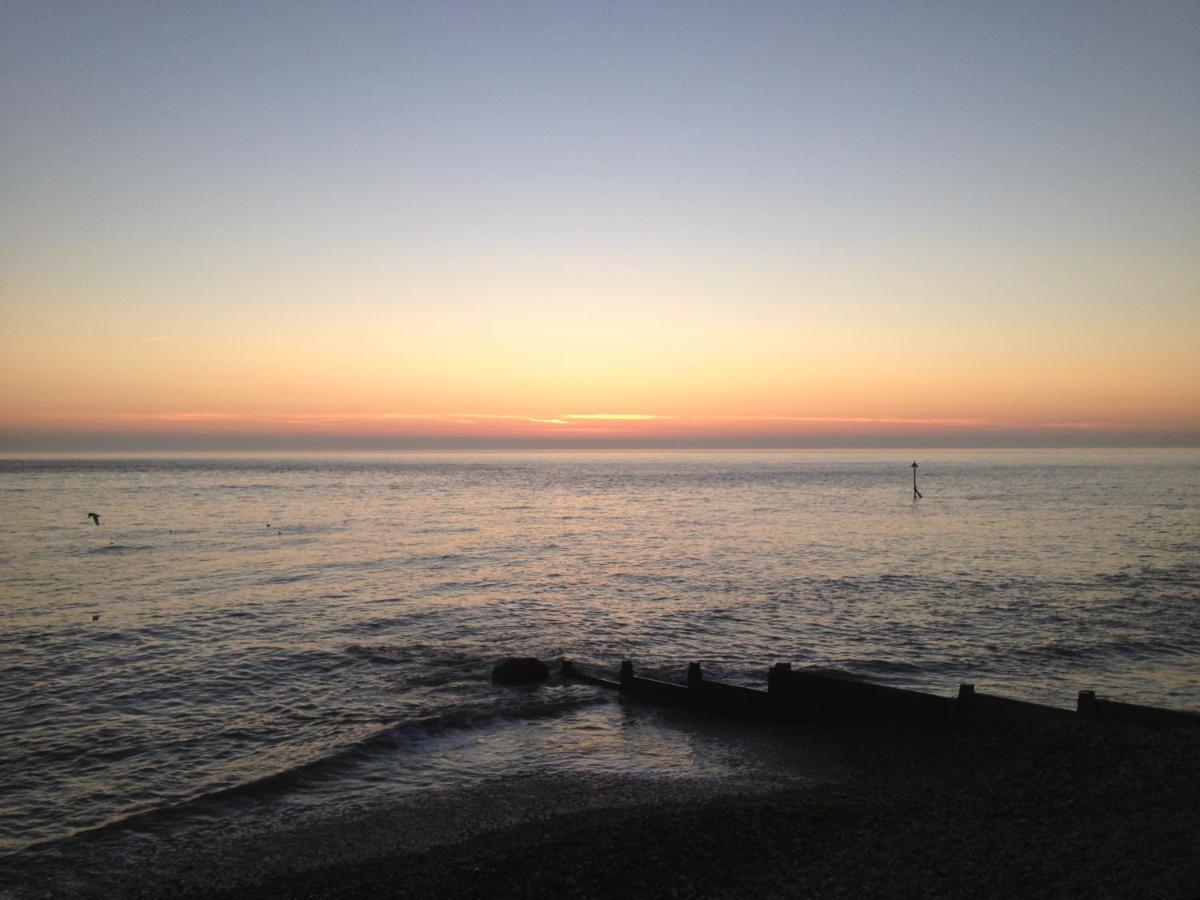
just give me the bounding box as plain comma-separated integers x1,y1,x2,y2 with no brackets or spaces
87,513,101,526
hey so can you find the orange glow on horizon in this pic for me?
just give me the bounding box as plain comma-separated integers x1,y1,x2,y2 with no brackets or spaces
3,408,1192,447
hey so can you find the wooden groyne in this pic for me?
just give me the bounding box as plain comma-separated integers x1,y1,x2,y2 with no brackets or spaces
1076,690,1200,728
956,683,1075,721
560,659,1198,728
770,663,952,721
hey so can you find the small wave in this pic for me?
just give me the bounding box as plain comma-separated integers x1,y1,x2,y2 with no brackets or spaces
344,643,408,665
1012,633,1198,667
262,572,313,584
1101,635,1199,659
875,573,916,584
215,609,257,620
1096,562,1198,589
613,571,687,584
341,643,490,685
92,630,134,643
86,544,153,555
11,689,609,857
843,658,930,675
404,553,471,566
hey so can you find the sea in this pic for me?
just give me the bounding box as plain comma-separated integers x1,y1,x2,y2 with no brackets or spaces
0,449,1197,877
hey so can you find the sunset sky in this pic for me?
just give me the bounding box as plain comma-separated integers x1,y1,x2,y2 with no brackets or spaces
2,3,1197,449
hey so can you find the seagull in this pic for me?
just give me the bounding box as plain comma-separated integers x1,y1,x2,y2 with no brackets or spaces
87,513,101,526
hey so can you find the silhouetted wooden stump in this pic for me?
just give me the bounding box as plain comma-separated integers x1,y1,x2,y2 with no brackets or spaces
492,657,549,684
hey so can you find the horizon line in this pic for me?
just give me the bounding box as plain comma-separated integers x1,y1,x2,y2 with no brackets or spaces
2,431,1197,454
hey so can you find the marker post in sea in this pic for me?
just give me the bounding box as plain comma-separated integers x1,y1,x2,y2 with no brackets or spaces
911,461,922,500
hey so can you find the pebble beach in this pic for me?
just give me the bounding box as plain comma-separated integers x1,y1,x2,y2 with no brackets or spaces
6,702,1195,898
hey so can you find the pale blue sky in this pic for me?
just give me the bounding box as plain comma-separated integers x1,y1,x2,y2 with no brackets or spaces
6,2,1197,258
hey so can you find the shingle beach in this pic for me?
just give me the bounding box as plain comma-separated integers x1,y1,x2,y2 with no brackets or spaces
9,705,1194,899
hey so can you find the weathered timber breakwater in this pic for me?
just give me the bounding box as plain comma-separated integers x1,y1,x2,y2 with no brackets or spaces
560,658,1200,728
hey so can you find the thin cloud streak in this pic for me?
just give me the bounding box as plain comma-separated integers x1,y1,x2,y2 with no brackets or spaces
17,410,1131,433
564,414,664,421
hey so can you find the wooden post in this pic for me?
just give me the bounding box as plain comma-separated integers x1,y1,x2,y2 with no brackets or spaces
911,461,922,500
687,662,703,689
619,659,634,689
957,683,975,716
768,662,792,693
1077,690,1096,717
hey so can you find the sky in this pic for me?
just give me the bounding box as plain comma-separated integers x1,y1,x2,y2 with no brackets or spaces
2,2,1197,450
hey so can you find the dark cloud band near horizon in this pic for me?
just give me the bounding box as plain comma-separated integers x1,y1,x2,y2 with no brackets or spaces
2,428,1197,454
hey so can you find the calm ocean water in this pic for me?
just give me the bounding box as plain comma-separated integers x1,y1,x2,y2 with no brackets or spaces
1,449,1197,864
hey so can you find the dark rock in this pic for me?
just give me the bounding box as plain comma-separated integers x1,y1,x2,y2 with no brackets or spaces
492,657,549,685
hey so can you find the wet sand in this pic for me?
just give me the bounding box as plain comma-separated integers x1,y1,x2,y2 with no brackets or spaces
17,706,1194,899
